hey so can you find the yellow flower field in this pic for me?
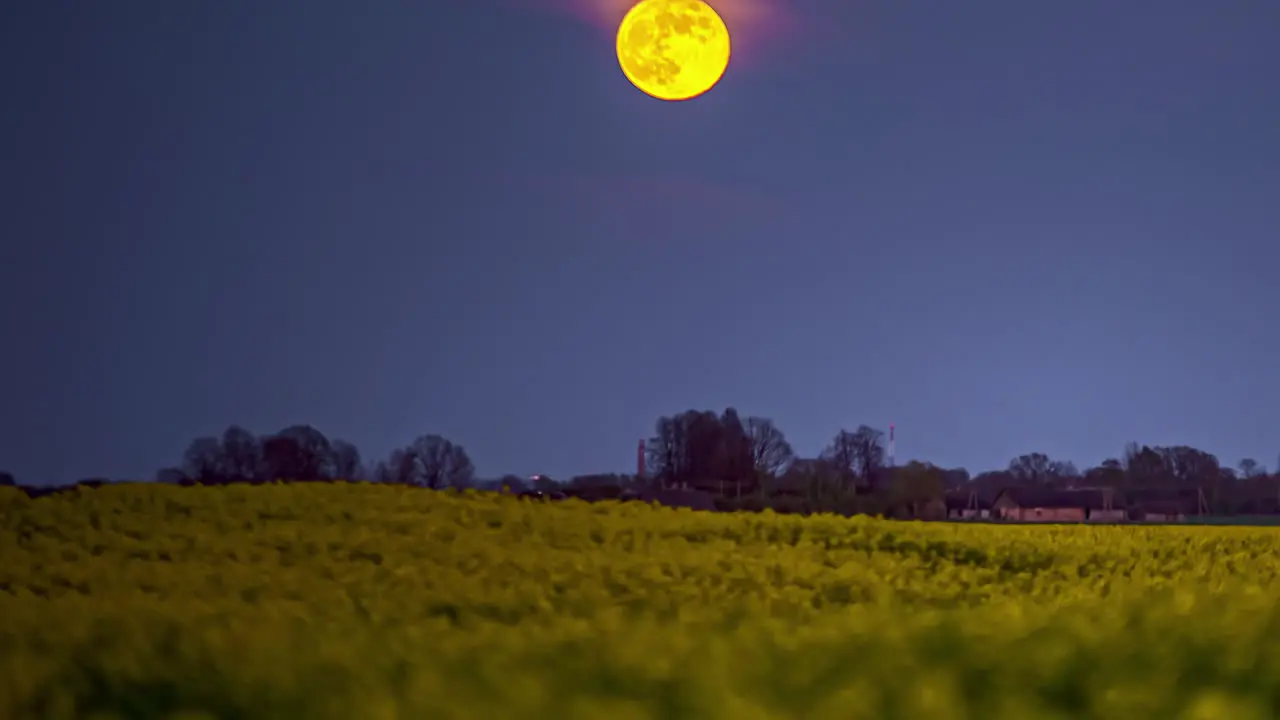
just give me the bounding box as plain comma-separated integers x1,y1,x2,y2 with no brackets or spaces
2,482,1280,719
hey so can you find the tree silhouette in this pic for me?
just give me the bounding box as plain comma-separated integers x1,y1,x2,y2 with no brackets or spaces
644,408,780,495
132,411,1280,522
330,439,362,480
820,430,860,488
646,413,691,488
262,425,333,481
718,408,754,495
1083,459,1126,490
381,434,475,489
848,425,887,488
821,425,884,491
182,436,224,484
220,425,261,483
889,461,946,518
1008,453,1053,483
745,416,794,478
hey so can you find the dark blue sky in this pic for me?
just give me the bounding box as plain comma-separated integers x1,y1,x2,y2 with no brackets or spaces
3,0,1278,484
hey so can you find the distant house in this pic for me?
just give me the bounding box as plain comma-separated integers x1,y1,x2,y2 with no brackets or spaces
1131,499,1191,522
944,489,995,520
992,487,1125,523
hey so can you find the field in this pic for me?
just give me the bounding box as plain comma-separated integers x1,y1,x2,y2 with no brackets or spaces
4,484,1280,719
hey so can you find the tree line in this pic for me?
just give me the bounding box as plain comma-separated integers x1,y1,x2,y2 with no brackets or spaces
2,409,1277,516
157,425,478,489
641,409,1280,516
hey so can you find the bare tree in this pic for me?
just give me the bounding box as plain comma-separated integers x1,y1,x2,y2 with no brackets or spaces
646,410,719,489
261,425,333,481
823,425,885,490
182,436,224,484
821,429,860,488
1124,442,1172,487
384,434,475,489
1162,446,1220,486
647,414,691,488
330,439,362,480
644,408,771,494
685,410,727,484
221,425,262,483
849,425,886,487
718,408,755,495
1083,458,1126,489
1008,453,1053,483
745,416,794,477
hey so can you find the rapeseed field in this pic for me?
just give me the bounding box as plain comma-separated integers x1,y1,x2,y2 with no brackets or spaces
3,482,1280,719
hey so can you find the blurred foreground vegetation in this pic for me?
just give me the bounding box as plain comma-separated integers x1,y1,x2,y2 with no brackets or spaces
3,482,1280,719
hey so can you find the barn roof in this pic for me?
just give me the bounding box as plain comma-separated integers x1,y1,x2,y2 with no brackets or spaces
994,486,1124,510
944,489,994,510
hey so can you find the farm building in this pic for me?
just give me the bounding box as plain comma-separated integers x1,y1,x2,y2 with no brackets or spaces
945,489,995,520
1131,499,1193,522
992,487,1126,523
1127,488,1208,521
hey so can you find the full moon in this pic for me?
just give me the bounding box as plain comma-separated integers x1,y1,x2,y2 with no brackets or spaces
616,0,731,101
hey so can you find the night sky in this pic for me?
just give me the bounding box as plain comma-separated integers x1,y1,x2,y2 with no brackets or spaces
3,0,1278,485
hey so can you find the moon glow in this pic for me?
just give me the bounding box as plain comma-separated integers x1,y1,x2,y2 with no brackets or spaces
616,0,731,101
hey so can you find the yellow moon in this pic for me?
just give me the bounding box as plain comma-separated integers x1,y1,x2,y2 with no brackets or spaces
616,0,731,101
